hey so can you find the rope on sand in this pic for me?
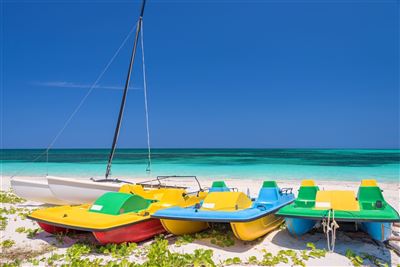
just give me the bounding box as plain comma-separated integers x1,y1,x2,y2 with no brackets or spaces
322,209,339,252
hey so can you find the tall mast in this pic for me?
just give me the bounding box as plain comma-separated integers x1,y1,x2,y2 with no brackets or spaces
105,0,147,179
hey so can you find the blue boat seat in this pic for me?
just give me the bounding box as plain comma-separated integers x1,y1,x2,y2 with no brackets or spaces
254,181,280,207
209,181,230,192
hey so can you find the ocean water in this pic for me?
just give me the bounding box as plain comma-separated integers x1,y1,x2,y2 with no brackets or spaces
0,149,399,182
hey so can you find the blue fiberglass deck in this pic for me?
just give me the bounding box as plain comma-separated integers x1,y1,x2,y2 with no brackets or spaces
152,181,295,223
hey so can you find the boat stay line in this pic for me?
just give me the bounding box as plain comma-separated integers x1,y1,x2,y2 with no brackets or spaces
140,21,152,173
105,0,147,179
9,23,138,180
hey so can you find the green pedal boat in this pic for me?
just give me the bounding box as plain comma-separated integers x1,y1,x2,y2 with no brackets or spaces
277,179,399,250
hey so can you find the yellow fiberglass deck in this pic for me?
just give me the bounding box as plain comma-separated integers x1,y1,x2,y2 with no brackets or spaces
314,190,360,211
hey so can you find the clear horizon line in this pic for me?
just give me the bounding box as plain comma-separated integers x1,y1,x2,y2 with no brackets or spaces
1,147,399,150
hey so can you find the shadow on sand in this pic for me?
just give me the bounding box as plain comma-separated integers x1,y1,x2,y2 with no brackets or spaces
272,228,393,266
31,231,96,249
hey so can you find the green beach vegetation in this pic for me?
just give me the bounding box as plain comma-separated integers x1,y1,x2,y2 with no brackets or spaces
0,191,25,204
1,225,394,267
345,249,390,267
0,191,33,232
15,226,42,238
0,236,332,267
175,224,235,248
1,239,15,249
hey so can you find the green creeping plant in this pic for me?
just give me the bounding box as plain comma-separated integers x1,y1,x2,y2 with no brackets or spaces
0,215,7,230
223,257,242,265
1,239,15,248
1,259,22,267
175,225,236,248
65,243,92,260
175,234,195,247
256,243,327,267
0,234,331,267
97,242,138,258
15,227,42,238
359,252,389,267
0,191,26,204
142,236,216,267
346,249,389,267
345,249,364,267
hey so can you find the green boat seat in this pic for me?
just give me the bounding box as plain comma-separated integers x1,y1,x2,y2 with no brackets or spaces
297,187,319,200
89,192,152,215
358,186,384,202
295,181,319,208
209,181,230,192
262,181,278,188
358,186,385,210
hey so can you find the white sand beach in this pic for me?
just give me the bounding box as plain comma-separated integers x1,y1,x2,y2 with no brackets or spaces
1,176,399,266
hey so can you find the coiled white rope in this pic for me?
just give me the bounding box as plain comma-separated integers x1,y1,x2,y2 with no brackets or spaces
10,24,137,180
140,22,152,173
322,210,329,250
322,209,339,252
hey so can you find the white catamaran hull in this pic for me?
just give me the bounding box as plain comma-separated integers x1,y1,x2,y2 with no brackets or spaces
47,176,122,205
10,178,67,205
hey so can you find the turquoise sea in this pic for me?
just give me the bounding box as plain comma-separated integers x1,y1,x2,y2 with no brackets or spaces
0,149,400,182
0,149,399,182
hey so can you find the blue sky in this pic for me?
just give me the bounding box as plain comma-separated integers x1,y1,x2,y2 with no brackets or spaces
1,1,399,149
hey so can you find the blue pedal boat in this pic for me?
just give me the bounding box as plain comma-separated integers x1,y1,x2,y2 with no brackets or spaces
152,181,295,241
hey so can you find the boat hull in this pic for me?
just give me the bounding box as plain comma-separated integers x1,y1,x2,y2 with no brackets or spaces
160,219,209,236
231,214,283,241
93,219,166,244
47,176,122,205
360,222,391,241
285,217,316,236
11,178,67,205
161,215,284,241
38,222,74,234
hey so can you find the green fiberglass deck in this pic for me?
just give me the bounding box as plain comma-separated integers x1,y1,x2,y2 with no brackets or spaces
277,180,399,242
277,180,399,222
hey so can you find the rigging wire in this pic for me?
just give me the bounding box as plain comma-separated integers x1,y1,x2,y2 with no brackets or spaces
46,151,49,176
140,21,152,173
10,24,137,179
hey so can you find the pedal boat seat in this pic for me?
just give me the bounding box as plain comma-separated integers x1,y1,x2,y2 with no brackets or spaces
294,180,319,208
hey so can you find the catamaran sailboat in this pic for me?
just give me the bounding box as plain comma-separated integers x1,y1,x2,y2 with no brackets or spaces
11,0,156,205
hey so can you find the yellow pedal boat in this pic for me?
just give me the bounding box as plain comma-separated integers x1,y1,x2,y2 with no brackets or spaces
28,184,206,244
